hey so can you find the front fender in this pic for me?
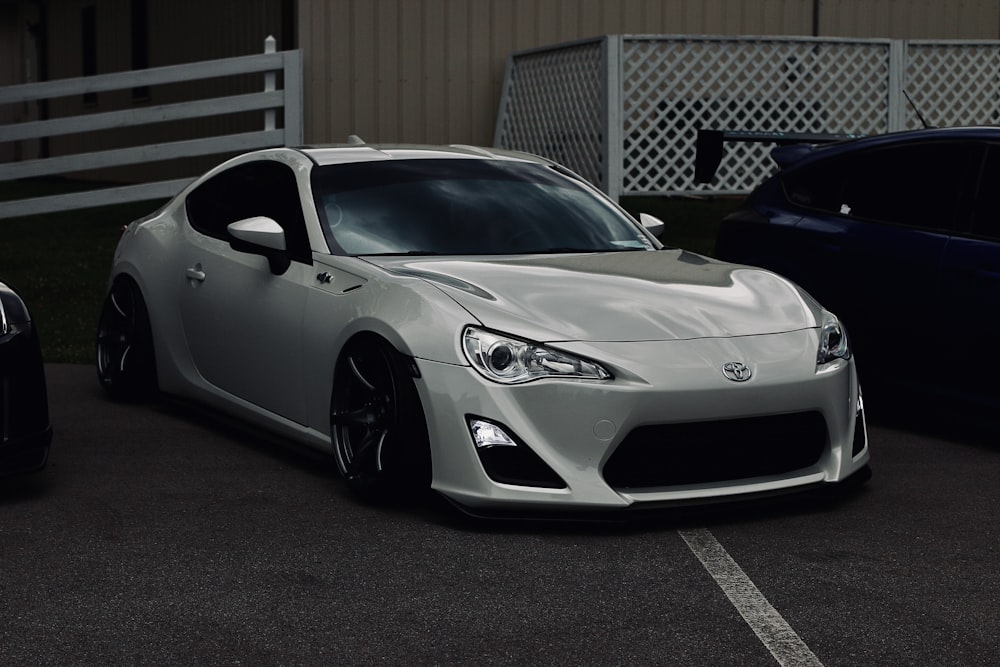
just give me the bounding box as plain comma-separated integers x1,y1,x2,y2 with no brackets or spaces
301,256,478,433
106,210,195,396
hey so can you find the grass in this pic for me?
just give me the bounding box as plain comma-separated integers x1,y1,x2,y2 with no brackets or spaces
1,180,167,364
0,179,741,364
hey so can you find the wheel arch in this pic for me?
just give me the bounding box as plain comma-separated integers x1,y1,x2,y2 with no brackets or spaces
95,271,159,400
328,329,433,501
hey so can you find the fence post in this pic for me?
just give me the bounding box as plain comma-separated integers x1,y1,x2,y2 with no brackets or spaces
887,39,906,131
602,35,623,201
284,49,304,145
265,35,276,132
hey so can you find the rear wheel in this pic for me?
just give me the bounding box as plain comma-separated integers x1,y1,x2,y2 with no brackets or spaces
330,336,431,503
96,276,157,400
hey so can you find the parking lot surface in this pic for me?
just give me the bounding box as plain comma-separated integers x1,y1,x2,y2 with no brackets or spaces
1,364,997,665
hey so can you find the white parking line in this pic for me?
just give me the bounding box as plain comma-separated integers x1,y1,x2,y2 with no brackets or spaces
679,528,824,667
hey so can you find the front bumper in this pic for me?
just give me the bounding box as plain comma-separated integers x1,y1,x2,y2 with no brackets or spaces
415,330,869,512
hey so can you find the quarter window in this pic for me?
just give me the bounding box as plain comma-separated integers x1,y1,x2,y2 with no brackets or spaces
783,141,975,232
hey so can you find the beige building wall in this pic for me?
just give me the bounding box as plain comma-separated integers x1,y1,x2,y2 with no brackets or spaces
297,0,1000,148
818,0,1000,39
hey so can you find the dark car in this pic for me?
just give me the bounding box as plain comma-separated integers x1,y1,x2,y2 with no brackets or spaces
713,126,1000,405
0,281,51,474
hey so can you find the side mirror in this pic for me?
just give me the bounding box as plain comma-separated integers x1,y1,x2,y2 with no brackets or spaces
639,212,665,238
227,216,290,274
228,216,286,251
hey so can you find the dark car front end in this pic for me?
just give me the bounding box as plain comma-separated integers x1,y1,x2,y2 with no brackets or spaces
0,281,52,475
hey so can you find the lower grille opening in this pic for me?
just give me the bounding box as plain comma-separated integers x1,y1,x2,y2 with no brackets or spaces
603,411,828,490
852,408,867,457
476,446,567,489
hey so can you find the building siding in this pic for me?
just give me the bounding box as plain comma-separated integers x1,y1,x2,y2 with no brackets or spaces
297,0,1000,148
819,0,999,39
4,0,1000,174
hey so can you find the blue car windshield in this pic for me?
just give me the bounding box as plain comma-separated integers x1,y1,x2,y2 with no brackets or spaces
310,159,655,255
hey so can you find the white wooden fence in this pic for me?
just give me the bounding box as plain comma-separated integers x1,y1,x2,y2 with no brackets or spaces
0,37,302,219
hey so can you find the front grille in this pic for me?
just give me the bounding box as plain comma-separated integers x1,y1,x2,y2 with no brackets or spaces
603,412,828,490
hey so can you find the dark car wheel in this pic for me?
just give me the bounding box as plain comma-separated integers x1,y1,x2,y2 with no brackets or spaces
96,276,158,401
330,336,431,503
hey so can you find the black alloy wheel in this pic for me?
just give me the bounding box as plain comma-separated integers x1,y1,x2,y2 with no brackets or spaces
330,336,431,502
95,276,158,400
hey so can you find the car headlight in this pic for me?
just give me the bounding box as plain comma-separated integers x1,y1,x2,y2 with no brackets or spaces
817,311,851,365
0,284,31,336
462,326,611,384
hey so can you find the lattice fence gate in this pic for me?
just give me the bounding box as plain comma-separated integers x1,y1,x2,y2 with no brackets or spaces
495,35,1000,199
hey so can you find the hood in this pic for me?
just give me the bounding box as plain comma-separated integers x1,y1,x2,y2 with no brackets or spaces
368,250,822,343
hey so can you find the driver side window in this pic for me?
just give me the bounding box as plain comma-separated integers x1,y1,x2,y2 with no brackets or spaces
185,160,311,263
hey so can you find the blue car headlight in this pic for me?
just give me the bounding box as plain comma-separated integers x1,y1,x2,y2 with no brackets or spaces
817,311,851,365
462,326,611,384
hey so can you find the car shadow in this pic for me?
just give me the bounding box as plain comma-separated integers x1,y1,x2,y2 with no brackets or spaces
154,395,340,478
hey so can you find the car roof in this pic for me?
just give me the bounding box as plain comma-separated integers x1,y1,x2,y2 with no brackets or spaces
777,125,1000,170
297,143,550,167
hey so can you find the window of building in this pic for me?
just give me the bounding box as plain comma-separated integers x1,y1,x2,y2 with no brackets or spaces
81,5,97,105
131,0,149,100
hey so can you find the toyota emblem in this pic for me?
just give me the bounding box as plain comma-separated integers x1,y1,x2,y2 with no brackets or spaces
722,361,752,382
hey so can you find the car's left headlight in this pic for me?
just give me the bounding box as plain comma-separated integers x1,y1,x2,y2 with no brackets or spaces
817,311,851,365
463,326,611,384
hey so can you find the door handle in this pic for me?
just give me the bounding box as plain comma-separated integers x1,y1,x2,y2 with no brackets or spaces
186,267,206,282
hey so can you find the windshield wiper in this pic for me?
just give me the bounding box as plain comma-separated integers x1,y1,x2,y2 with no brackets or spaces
533,247,598,254
362,250,445,256
534,246,645,254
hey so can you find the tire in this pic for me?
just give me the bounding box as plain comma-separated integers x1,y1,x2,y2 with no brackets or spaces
330,336,431,503
95,276,158,401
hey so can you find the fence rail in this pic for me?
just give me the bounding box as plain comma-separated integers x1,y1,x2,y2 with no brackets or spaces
495,35,1000,199
0,37,302,219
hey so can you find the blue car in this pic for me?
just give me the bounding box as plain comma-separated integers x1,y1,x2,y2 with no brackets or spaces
712,126,1000,405
0,280,51,475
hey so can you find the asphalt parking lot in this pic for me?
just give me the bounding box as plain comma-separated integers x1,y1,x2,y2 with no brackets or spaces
1,364,997,665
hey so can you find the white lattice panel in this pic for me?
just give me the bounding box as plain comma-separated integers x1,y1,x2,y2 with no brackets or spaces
906,43,1000,127
622,37,891,194
494,41,606,190
495,36,1000,197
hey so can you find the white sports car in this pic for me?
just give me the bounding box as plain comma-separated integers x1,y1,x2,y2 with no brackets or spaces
96,144,870,515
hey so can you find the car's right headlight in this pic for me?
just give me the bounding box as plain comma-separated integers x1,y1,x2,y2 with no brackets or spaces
816,310,851,365
0,284,30,337
462,326,611,384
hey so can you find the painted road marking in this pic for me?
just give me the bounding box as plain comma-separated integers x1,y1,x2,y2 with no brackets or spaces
679,528,824,667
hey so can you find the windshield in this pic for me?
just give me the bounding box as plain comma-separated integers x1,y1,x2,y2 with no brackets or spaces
311,159,656,255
